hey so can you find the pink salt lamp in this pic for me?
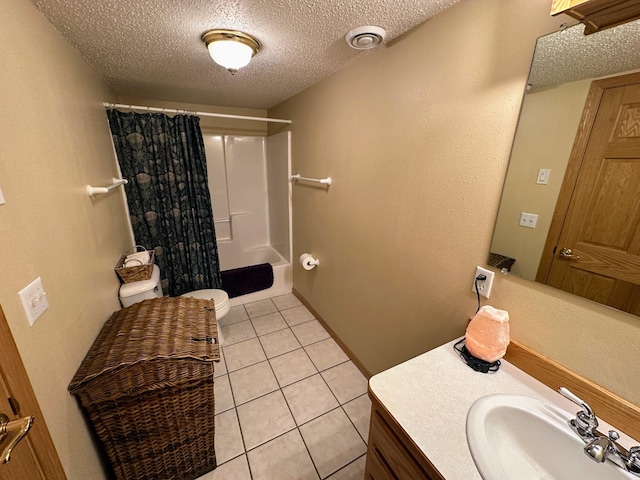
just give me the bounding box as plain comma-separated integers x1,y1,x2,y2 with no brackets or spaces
465,305,510,363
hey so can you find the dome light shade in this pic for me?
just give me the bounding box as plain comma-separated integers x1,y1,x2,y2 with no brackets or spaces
202,30,260,74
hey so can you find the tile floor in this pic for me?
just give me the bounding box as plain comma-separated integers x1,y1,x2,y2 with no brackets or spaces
197,293,371,480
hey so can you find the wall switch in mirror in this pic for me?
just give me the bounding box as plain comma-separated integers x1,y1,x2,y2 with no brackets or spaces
536,169,550,185
519,212,538,229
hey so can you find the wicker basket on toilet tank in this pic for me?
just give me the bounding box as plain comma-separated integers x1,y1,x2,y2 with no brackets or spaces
69,296,220,480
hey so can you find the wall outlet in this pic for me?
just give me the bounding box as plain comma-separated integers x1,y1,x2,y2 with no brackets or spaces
472,266,494,299
519,212,538,229
18,277,49,326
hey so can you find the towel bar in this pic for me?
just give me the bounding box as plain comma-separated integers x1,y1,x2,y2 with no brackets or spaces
290,174,332,186
87,177,128,197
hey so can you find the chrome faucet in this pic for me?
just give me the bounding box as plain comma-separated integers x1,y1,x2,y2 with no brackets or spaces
559,387,640,477
558,387,598,438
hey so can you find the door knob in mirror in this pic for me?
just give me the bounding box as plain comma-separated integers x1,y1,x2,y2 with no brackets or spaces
559,248,581,260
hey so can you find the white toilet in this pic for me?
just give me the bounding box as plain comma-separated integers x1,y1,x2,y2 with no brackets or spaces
180,288,229,344
118,264,229,344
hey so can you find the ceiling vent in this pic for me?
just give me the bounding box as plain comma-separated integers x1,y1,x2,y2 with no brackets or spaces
345,26,387,50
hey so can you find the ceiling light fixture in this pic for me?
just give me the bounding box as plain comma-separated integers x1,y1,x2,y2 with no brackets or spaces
201,29,260,74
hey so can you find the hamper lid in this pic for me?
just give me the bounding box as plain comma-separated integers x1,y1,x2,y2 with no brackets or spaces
181,289,229,311
69,296,219,395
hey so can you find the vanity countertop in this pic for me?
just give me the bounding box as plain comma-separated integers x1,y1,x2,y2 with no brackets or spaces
368,338,634,480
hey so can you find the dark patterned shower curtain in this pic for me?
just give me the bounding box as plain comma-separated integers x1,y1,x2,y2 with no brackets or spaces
107,109,221,296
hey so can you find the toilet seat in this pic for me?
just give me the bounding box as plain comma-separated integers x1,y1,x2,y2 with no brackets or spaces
180,289,230,319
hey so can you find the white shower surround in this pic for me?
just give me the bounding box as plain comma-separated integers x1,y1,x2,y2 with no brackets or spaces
204,133,292,306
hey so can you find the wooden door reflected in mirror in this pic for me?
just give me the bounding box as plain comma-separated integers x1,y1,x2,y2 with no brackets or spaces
489,19,640,317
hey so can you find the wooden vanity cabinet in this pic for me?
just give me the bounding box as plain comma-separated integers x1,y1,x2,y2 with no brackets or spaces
551,0,640,34
364,392,445,480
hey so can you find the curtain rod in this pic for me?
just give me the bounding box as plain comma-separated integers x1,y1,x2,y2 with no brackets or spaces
103,102,292,124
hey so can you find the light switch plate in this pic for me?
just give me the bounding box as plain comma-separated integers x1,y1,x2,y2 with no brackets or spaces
0,185,5,205
18,277,49,326
536,168,550,185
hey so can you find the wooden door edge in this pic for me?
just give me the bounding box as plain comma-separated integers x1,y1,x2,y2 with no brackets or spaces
536,80,605,283
0,305,67,479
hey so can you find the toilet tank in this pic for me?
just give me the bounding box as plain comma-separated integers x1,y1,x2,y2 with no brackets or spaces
119,264,163,307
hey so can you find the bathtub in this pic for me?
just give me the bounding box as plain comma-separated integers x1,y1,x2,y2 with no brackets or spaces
217,243,292,306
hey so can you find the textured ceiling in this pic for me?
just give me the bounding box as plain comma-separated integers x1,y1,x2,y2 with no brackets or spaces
528,18,640,90
31,0,462,109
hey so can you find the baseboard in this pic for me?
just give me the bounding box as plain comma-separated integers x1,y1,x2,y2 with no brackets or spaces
292,288,372,379
505,340,640,441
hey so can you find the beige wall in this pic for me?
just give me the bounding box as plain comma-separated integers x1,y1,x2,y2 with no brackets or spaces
0,1,131,478
491,79,591,279
4,0,640,477
269,0,640,407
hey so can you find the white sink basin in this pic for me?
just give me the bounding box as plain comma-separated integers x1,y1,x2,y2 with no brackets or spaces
466,394,635,480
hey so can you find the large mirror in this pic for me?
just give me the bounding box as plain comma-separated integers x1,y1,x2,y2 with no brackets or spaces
489,19,640,317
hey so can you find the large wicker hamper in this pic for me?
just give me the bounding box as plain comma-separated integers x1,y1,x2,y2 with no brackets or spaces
69,296,220,480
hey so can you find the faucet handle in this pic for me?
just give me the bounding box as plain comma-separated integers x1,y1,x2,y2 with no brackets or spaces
558,387,598,435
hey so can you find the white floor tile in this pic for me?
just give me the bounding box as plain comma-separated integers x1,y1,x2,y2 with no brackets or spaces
304,338,349,372
199,454,251,480
342,394,372,443
228,361,279,405
259,328,302,358
220,320,257,346
282,374,339,426
245,298,278,318
281,305,315,327
248,429,319,480
209,294,366,480
223,337,267,372
237,390,296,450
213,350,227,378
269,348,318,387
214,409,244,464
271,293,303,311
292,320,330,346
219,305,249,326
299,408,367,478
251,311,288,336
325,455,366,480
214,374,234,414
321,361,368,404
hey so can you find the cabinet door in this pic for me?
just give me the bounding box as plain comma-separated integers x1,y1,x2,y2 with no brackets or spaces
551,0,640,34
364,395,443,480
550,0,590,14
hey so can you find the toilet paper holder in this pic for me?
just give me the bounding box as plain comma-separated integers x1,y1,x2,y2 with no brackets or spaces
299,253,319,270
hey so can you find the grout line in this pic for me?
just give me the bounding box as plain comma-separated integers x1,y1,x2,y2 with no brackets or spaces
340,393,370,445
262,359,318,476
208,294,367,480
323,454,367,479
